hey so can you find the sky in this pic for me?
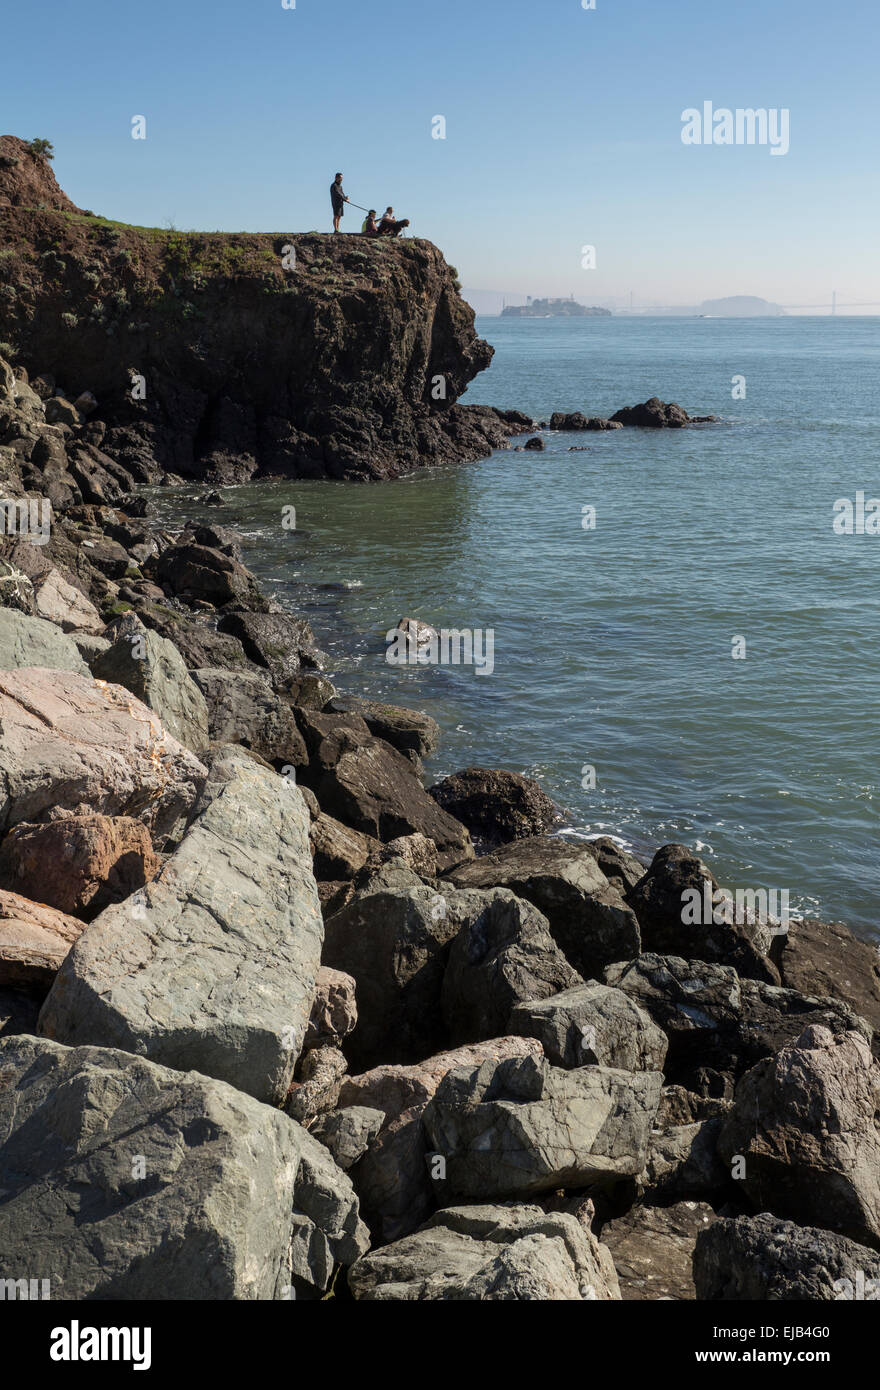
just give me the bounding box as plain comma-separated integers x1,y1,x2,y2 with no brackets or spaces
4,0,879,312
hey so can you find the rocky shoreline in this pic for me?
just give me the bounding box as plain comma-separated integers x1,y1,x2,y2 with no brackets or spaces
1,349,880,1302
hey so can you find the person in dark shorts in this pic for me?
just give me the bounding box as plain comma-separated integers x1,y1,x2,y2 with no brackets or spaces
331,173,348,231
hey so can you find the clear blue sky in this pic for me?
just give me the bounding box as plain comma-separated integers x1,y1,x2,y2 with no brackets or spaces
5,0,878,310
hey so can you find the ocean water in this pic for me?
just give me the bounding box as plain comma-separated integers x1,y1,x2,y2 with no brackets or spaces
153,316,880,940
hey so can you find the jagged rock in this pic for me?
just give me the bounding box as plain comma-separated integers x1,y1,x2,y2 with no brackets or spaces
549,412,622,431
0,607,89,673
625,843,779,983
339,1038,544,1243
641,1117,727,1201
693,1212,880,1301
441,889,583,1047
310,812,375,880
323,880,462,1069
380,832,438,879
312,1107,385,1171
429,768,560,849
349,1205,620,1301
153,543,266,607
38,747,322,1104
580,836,647,896
191,666,307,767
423,1053,662,1199
328,695,440,761
216,610,319,684
306,965,358,1049
523,436,545,450
337,1037,545,1121
775,916,880,1047
0,667,206,840
0,813,159,920
446,835,640,978
656,1085,731,1128
309,722,472,873
92,612,210,753
286,1044,348,1125
601,1201,716,1300
0,890,85,990
0,1034,368,1299
611,397,691,428
33,566,103,633
604,954,872,1091
717,1025,880,1248
508,982,667,1072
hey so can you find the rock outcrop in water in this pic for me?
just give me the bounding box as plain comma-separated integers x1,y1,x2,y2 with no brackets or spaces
0,135,530,482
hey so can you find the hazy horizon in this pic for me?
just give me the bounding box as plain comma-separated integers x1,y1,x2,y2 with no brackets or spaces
4,0,878,312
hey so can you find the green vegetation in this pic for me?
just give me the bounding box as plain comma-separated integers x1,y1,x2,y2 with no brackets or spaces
27,138,54,160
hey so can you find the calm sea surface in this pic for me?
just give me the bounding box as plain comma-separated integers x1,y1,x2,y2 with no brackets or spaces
152,316,880,940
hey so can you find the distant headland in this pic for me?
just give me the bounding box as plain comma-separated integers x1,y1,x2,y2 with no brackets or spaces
501,297,611,318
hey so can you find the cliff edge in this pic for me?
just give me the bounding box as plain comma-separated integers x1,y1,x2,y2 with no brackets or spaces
0,135,527,481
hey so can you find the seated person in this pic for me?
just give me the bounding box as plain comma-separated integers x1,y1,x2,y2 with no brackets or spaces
361,210,381,236
378,206,410,237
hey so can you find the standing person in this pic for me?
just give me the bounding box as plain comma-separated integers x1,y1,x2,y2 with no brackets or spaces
331,173,348,232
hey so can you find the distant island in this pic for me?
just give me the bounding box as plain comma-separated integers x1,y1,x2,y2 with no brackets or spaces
697,295,785,317
502,297,611,318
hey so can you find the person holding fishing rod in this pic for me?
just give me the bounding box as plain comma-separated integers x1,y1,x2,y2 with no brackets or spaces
330,173,349,231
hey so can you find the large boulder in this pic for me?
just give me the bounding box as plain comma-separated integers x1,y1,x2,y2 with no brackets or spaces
611,397,691,428
601,1201,717,1300
693,1213,880,1301
0,667,206,841
774,916,880,1049
349,1204,620,1301
508,982,667,1072
0,608,88,674
446,836,640,978
38,747,323,1105
153,543,265,608
625,843,779,983
441,889,583,1047
337,1038,544,1244
718,1025,880,1248
0,813,159,920
0,890,85,991
0,1035,368,1299
423,1053,662,1199
311,724,473,873
309,812,376,880
92,613,210,754
428,768,560,849
192,666,307,768
328,695,439,762
32,566,103,634
604,954,872,1092
216,610,319,685
323,880,462,1070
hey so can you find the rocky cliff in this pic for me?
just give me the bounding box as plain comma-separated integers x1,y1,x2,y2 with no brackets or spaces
0,135,527,482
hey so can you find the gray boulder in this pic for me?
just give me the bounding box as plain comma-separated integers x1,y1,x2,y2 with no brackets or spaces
0,607,88,674
693,1213,880,1301
328,695,440,762
92,613,210,754
39,747,322,1105
446,836,640,978
509,982,668,1072
192,666,308,768
717,1025,880,1249
349,1204,620,1301
423,1053,662,1199
441,889,583,1047
0,1035,368,1299
312,1106,385,1171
